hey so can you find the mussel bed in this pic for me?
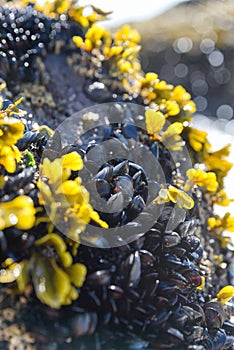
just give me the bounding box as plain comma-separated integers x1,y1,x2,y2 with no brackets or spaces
0,3,234,350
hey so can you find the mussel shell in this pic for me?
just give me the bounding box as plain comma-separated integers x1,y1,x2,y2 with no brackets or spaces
185,270,202,288
87,270,112,286
71,313,98,337
204,302,225,329
115,175,134,201
150,311,173,328
16,130,38,151
128,162,145,177
84,160,100,174
163,231,181,248
86,143,107,164
105,139,128,159
165,327,184,343
122,122,137,140
182,306,204,324
113,160,129,176
106,192,124,213
171,314,189,329
186,236,201,252
201,328,226,350
4,228,35,259
165,255,184,269
223,320,234,336
95,165,113,181
121,251,141,289
108,285,124,299
168,272,187,288
139,250,155,267
138,273,159,297
185,326,205,343
126,195,145,218
150,142,159,158
113,131,130,147
96,179,111,199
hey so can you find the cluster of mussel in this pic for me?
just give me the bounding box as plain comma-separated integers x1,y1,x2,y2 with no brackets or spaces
0,2,234,350
11,195,233,349
73,118,162,229
65,116,234,349
1,106,230,350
